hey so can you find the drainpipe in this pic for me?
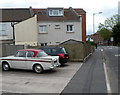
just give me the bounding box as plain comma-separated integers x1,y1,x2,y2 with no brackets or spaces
11,22,15,45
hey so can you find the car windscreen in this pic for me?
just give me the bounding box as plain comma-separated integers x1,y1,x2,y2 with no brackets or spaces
36,51,48,57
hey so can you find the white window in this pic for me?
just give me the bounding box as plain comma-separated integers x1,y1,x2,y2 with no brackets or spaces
39,25,47,33
67,25,74,32
49,9,64,16
0,24,7,36
55,25,60,29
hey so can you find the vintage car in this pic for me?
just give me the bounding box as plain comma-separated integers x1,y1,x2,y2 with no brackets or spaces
1,49,60,73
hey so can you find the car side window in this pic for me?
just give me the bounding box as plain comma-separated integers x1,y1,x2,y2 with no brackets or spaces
27,51,34,57
51,48,57,54
15,51,27,57
43,48,51,54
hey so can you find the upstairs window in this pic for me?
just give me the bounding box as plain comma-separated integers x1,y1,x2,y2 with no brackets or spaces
67,25,74,32
0,23,7,36
48,8,64,16
39,25,47,33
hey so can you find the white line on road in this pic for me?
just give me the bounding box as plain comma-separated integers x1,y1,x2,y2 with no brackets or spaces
115,54,120,57
2,90,23,93
103,62,111,93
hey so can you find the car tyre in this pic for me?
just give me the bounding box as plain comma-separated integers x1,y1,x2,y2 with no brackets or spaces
33,64,43,74
2,63,10,71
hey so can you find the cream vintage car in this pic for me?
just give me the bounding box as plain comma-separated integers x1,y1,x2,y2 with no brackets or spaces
1,49,60,73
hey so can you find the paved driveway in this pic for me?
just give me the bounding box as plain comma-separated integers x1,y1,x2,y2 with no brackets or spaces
1,62,83,93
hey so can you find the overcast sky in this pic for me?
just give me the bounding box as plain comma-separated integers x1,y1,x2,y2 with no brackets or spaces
0,0,119,35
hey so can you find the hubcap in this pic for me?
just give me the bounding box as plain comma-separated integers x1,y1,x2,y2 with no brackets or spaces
35,65,42,73
3,64,9,71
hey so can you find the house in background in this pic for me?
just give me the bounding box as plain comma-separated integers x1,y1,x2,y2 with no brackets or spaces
0,7,34,44
87,32,104,45
1,7,86,46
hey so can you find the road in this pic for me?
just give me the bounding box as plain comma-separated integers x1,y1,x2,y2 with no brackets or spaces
100,46,119,93
62,46,119,94
0,46,119,94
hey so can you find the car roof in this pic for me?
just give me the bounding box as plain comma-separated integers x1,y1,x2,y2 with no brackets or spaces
19,49,43,52
40,46,64,49
18,49,44,57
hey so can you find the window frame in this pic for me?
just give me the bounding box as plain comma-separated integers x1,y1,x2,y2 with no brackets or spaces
27,51,34,57
39,25,47,33
49,9,64,16
0,23,7,36
67,25,74,32
14,51,27,57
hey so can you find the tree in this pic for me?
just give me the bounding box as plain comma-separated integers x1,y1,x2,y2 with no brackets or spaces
97,14,118,44
98,14,118,31
98,28,112,41
112,23,120,44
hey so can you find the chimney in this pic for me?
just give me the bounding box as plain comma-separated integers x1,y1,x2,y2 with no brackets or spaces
29,6,34,17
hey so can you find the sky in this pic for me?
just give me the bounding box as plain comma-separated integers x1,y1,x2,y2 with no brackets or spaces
0,0,119,35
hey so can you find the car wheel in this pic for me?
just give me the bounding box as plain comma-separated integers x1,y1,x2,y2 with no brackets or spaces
2,63,10,71
33,64,43,74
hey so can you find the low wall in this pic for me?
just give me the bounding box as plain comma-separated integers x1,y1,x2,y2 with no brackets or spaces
0,44,24,57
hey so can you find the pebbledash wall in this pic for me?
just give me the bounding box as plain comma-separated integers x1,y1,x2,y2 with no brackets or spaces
38,21,82,45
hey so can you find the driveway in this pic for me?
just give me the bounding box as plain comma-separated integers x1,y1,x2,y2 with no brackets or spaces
1,62,83,93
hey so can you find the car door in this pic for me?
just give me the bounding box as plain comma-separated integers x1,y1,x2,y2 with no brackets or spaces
11,51,27,69
26,51,35,69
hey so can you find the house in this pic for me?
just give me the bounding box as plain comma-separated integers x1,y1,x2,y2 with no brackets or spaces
14,15,38,46
87,32,104,45
32,7,86,46
0,7,34,44
1,7,86,46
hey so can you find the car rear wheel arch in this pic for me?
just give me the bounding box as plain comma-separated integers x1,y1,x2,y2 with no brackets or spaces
33,63,44,74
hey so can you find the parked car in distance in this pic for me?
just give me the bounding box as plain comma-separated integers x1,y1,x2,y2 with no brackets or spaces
1,49,60,73
39,47,69,66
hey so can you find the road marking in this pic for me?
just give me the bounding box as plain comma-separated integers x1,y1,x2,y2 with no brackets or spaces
115,54,120,57
103,62,111,93
101,49,103,51
2,90,23,93
108,48,113,49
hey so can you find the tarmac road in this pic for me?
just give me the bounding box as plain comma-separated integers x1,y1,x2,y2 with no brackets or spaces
62,47,107,94
61,46,119,94
100,46,119,93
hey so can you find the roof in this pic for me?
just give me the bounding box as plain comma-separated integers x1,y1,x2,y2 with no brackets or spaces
0,7,86,22
59,39,85,45
0,8,32,22
33,8,86,22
